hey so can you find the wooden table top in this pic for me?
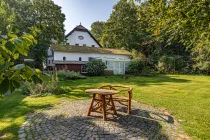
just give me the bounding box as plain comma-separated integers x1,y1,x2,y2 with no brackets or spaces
85,89,120,95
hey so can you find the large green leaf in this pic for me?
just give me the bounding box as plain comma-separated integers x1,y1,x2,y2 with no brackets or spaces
31,75,42,84
0,62,9,72
0,78,9,95
5,41,15,51
12,80,20,88
22,66,35,79
13,64,25,70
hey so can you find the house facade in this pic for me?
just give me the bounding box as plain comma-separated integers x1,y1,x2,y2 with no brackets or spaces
47,24,131,75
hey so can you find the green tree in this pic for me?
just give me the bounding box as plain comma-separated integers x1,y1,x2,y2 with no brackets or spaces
3,0,66,69
91,21,105,43
102,0,141,50
0,0,16,34
146,0,210,71
0,25,44,98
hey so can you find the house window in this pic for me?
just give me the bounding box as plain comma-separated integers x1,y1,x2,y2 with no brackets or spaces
79,57,82,61
89,57,93,61
81,65,87,73
66,43,70,45
105,61,114,70
78,36,84,40
83,44,86,46
63,57,66,61
75,44,79,46
48,60,50,65
92,45,95,47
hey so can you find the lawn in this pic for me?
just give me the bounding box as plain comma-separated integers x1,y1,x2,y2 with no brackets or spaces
0,74,210,139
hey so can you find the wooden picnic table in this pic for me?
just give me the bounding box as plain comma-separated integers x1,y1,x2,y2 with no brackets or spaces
85,89,120,121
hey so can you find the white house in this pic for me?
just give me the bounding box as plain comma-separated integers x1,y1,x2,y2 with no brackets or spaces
47,24,131,75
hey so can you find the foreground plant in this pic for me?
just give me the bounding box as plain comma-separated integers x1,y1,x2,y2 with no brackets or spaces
0,25,45,98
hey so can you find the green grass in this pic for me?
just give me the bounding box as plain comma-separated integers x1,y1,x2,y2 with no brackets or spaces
0,74,210,139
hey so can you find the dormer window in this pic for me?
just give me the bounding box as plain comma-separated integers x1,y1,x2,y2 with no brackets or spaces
75,44,79,46
92,45,95,47
63,57,66,61
79,57,82,61
83,44,86,46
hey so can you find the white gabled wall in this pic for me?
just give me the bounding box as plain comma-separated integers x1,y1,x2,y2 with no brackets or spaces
53,52,130,61
66,31,100,47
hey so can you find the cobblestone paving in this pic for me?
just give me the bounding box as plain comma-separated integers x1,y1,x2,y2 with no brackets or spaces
18,100,188,140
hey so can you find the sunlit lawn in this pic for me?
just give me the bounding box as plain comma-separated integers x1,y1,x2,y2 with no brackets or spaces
0,74,210,139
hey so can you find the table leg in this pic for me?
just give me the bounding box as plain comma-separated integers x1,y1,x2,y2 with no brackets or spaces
110,95,117,115
101,95,107,121
98,94,102,111
87,94,95,116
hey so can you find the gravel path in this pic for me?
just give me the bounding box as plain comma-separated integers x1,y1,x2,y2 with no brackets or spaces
18,99,189,140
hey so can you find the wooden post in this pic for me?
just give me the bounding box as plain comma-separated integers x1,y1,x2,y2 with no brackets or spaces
101,95,107,121
110,95,117,115
87,94,95,116
128,91,132,114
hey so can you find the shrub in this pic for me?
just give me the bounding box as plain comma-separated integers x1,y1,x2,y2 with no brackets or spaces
194,61,210,74
141,66,152,75
127,60,144,75
86,60,107,76
157,55,187,73
57,70,86,80
157,56,174,73
22,81,71,97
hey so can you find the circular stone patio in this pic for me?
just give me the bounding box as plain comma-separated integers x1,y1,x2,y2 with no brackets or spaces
18,100,189,140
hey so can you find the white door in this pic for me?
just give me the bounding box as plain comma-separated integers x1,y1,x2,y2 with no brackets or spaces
113,61,125,75
119,62,125,74
114,62,119,74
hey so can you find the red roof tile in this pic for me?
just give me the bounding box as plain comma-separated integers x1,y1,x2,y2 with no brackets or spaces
75,25,87,30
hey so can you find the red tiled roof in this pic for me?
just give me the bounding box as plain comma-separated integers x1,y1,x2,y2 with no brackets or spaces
75,25,87,30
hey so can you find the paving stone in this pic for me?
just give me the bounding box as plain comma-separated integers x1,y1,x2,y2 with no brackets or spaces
19,133,26,139
18,99,186,140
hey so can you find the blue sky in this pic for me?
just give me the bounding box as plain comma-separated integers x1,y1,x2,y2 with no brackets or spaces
52,0,119,34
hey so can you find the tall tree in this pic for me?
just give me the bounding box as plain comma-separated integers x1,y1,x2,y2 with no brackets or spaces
147,0,210,71
0,0,16,34
90,21,105,43
3,0,66,69
28,0,65,69
102,0,141,50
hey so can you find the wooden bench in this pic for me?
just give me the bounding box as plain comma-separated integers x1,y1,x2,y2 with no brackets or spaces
98,85,133,114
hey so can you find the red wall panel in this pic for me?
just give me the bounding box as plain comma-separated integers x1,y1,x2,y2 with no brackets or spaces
55,64,82,72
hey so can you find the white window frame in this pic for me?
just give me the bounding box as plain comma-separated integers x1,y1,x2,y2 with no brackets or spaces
81,65,87,73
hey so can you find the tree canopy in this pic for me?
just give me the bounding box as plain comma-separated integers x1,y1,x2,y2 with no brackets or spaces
101,0,141,50
90,21,105,44
0,0,16,34
0,0,66,69
0,25,44,98
90,0,210,73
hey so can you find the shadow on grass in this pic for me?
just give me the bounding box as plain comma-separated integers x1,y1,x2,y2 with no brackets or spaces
0,92,54,140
